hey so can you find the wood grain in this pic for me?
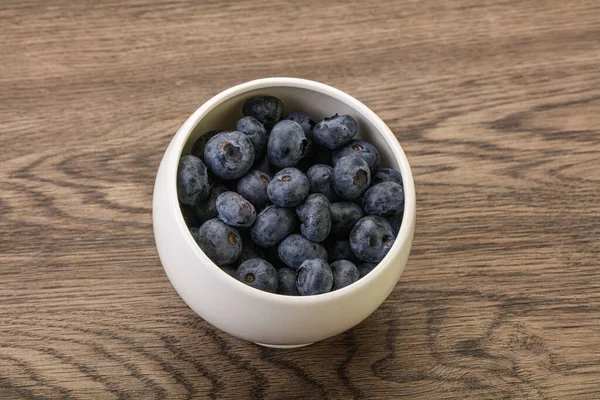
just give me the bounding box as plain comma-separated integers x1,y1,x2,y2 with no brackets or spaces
2,0,600,398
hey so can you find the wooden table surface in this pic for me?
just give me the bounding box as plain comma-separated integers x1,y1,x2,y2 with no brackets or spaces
2,0,600,398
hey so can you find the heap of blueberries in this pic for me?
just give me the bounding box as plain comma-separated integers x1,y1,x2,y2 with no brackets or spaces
178,95,404,296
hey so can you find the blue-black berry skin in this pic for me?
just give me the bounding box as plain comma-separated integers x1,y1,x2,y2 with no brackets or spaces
331,260,360,290
296,259,333,295
243,96,284,129
313,114,357,150
306,164,338,202
362,182,405,217
237,170,272,209
328,239,358,263
191,131,220,161
277,267,299,296
278,234,328,269
358,262,377,278
372,168,403,186
204,131,255,180
250,206,296,247
235,236,266,266
296,194,331,243
268,120,308,168
216,191,256,228
236,258,278,293
196,184,228,222
195,218,242,265
181,203,202,227
387,213,403,235
293,155,316,174
330,202,364,235
332,155,371,200
283,111,316,157
350,216,395,263
267,168,310,207
189,226,199,239
216,173,238,191
332,140,380,174
253,155,274,175
236,116,268,159
283,111,315,138
221,265,237,277
177,155,211,206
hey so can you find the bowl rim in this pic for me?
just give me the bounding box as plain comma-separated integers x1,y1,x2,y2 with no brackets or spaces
163,77,416,304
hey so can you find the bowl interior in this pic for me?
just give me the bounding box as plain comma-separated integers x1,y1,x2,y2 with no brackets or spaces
181,86,400,173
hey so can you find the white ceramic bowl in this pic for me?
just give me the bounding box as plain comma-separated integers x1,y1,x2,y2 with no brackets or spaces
153,78,415,348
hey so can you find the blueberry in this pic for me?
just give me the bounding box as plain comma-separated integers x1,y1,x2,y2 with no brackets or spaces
267,168,309,207
236,258,278,293
293,156,316,173
236,116,268,159
362,182,404,217
250,206,296,247
204,131,255,179
181,203,201,227
296,194,331,242
306,164,338,202
189,226,199,238
332,140,380,174
328,239,358,263
283,111,315,138
330,260,360,290
372,168,403,186
387,212,403,234
217,173,239,191
358,262,377,278
332,155,371,200
349,216,395,262
296,259,333,295
195,184,228,222
221,265,237,277
277,267,299,296
216,191,256,227
278,234,328,269
283,111,316,158
237,170,272,209
330,202,364,235
195,219,242,265
313,114,357,150
235,235,266,266
191,130,220,161
177,155,211,206
243,96,284,129
268,120,308,168
253,155,274,175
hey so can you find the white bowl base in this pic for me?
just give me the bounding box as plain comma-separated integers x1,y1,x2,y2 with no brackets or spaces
254,342,314,349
